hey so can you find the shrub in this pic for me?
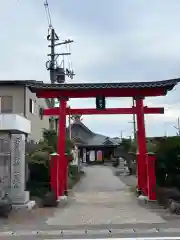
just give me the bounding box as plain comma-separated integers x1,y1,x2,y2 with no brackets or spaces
69,165,79,179
26,128,79,200
27,182,50,198
155,136,180,189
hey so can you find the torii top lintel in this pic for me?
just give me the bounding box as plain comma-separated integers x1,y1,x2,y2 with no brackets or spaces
29,78,180,98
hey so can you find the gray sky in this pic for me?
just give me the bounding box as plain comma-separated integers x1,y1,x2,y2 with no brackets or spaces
1,0,180,138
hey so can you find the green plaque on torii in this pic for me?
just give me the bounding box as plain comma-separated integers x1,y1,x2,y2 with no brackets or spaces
96,96,106,110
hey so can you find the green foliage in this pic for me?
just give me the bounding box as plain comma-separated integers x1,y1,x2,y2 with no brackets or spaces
30,151,49,164
146,141,158,153
155,136,180,189
27,182,50,198
121,138,132,152
27,129,76,197
42,129,57,152
68,165,83,189
42,129,74,156
120,136,180,191
69,165,79,179
121,138,158,154
130,141,137,153
66,136,73,157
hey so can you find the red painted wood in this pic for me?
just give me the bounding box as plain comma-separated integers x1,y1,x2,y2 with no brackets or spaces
136,152,142,191
43,107,164,116
36,87,166,98
57,99,67,196
147,154,157,201
64,155,68,194
136,98,148,195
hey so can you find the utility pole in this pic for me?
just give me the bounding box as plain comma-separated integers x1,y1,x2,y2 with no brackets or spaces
44,1,74,130
163,122,168,137
128,97,136,142
50,28,56,84
120,131,123,140
46,31,74,84
67,105,71,140
47,28,58,130
174,117,180,136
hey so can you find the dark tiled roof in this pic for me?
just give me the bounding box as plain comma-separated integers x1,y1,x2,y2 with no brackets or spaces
70,120,120,146
0,80,43,86
0,79,179,91
86,134,120,146
28,78,180,91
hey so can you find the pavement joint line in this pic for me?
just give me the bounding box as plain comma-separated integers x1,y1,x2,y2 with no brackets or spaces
1,228,180,236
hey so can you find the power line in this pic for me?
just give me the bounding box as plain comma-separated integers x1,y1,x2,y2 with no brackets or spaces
44,0,52,28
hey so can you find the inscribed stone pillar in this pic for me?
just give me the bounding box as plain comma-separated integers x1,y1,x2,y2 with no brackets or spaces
10,134,29,204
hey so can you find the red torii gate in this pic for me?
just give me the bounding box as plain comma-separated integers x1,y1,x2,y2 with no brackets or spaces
29,78,179,201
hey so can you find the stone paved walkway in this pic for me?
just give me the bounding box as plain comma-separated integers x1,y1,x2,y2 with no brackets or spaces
46,165,165,226
2,165,180,238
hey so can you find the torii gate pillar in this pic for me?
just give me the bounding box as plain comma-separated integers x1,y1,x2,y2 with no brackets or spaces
135,96,148,196
57,98,67,197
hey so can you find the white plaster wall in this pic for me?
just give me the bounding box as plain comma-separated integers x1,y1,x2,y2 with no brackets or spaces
0,114,31,134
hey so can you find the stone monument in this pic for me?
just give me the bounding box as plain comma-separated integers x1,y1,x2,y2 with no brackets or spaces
10,134,31,207
0,114,35,209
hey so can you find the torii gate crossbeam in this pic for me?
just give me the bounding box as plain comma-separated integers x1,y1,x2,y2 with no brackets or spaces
43,107,164,116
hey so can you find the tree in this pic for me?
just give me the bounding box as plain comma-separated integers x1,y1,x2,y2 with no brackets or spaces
45,99,56,130
120,138,132,152
156,136,180,188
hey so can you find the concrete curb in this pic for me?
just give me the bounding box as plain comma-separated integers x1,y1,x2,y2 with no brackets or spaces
1,227,180,237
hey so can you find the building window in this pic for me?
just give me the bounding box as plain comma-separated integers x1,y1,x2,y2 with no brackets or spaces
0,96,13,113
29,98,35,114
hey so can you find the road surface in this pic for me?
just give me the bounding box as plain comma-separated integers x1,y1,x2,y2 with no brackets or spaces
1,165,180,239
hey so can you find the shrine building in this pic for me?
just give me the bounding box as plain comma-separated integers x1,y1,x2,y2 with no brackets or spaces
68,116,120,164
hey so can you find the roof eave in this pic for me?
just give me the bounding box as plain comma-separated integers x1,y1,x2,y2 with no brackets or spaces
28,78,180,92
